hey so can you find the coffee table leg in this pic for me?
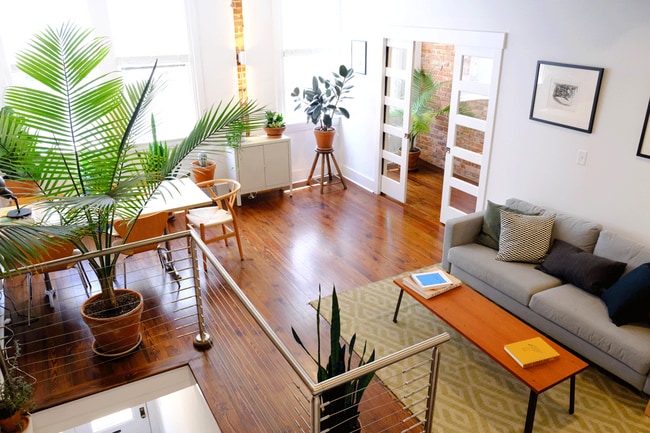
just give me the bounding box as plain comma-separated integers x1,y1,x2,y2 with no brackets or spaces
393,290,404,323
524,390,538,433
569,375,576,414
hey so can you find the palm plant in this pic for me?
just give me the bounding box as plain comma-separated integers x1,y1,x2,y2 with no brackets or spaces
292,286,376,432
0,23,264,311
407,69,448,152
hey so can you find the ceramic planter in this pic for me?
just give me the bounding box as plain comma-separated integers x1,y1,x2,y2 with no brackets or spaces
263,126,286,138
81,289,144,356
313,128,336,150
191,160,216,183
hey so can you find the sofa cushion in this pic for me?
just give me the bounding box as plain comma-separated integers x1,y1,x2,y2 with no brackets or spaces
536,239,627,295
504,198,601,253
594,230,650,274
449,243,562,306
476,201,538,250
496,211,555,263
530,285,650,375
601,263,650,326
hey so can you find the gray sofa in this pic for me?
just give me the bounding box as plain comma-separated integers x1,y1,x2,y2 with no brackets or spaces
442,198,650,394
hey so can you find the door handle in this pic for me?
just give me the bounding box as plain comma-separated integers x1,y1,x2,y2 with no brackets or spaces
140,406,146,418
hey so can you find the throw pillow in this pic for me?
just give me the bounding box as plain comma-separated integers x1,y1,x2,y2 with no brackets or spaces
476,201,538,250
536,239,627,295
495,211,555,263
601,263,650,326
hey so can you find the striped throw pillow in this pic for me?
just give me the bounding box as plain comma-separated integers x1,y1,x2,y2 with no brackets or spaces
496,211,556,263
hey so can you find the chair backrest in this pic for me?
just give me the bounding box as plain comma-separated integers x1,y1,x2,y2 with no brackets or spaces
113,211,169,255
195,179,241,212
30,239,77,274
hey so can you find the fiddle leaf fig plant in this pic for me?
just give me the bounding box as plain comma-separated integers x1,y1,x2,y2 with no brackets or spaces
0,23,264,310
291,65,355,131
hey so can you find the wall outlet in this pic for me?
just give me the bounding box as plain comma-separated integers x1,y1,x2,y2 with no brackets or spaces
576,150,588,166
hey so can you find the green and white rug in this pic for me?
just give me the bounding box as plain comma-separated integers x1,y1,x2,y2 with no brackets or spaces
312,268,650,433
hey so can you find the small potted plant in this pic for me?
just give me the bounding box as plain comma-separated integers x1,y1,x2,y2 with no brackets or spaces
192,151,216,183
292,285,375,432
291,65,354,149
0,343,35,433
263,110,286,137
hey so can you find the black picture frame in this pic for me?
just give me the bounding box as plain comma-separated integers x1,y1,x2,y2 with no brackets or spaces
636,98,650,159
529,61,604,133
351,40,367,75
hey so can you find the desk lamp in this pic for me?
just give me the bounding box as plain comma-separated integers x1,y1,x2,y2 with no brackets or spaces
0,176,32,218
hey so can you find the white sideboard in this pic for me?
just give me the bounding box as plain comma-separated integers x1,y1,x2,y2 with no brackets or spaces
236,135,292,205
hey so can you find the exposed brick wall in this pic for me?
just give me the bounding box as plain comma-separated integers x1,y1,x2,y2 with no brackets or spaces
417,43,482,184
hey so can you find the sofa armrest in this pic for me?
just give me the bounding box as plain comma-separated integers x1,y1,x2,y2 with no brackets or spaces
442,210,485,271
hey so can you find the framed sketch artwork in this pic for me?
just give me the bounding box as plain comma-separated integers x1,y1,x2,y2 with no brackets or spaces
529,61,604,133
637,98,650,159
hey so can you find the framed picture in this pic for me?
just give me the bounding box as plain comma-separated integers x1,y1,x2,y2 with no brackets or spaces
637,98,650,159
529,61,604,133
351,40,367,75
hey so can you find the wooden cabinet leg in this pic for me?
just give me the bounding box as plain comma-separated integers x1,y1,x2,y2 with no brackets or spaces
645,399,650,417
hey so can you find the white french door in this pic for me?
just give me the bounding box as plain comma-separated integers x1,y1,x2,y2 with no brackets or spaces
440,44,504,223
379,27,505,219
378,38,414,202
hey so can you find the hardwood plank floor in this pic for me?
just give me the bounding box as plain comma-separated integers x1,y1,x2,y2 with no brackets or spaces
10,161,446,431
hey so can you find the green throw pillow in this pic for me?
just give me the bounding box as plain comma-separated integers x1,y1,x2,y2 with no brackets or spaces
476,201,536,250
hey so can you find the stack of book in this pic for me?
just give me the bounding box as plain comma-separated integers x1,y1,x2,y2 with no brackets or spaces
402,268,462,299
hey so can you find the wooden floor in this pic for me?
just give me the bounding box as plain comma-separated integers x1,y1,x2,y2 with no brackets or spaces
11,161,448,431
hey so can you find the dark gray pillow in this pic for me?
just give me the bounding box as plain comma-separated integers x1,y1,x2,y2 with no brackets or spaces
536,239,627,295
476,201,536,250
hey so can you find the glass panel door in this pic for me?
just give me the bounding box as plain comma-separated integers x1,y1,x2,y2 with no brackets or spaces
379,39,414,202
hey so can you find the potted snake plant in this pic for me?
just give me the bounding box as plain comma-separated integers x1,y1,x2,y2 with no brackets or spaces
0,23,264,355
292,286,375,432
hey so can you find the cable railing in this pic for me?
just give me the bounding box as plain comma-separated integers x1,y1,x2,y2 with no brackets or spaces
0,230,449,432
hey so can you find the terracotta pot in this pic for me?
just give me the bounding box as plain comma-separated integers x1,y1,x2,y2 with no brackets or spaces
313,128,336,150
81,289,144,356
408,148,421,171
0,411,29,433
191,160,216,183
263,126,286,138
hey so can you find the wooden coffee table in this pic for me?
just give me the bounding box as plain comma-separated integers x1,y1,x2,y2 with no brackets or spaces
393,278,589,433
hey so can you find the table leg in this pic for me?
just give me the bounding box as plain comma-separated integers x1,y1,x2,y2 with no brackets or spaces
569,375,576,414
393,290,404,323
524,390,538,433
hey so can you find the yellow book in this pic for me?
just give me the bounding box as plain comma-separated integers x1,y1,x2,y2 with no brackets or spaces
504,337,560,368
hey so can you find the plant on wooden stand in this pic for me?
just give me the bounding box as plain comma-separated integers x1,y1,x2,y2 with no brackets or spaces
292,286,375,432
0,23,264,356
291,65,355,150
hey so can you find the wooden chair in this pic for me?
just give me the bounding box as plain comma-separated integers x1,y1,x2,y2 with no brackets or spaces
112,211,174,288
25,240,90,325
185,179,243,269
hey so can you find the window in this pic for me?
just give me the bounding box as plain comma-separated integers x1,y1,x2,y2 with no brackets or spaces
279,0,342,124
0,0,197,142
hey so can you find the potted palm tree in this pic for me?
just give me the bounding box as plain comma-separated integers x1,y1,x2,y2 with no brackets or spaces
405,69,449,171
291,65,355,150
0,23,264,355
292,286,375,432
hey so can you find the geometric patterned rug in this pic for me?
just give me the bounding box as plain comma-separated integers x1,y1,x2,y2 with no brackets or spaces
313,267,650,433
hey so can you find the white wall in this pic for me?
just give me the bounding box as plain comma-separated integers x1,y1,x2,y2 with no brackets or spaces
246,0,650,244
